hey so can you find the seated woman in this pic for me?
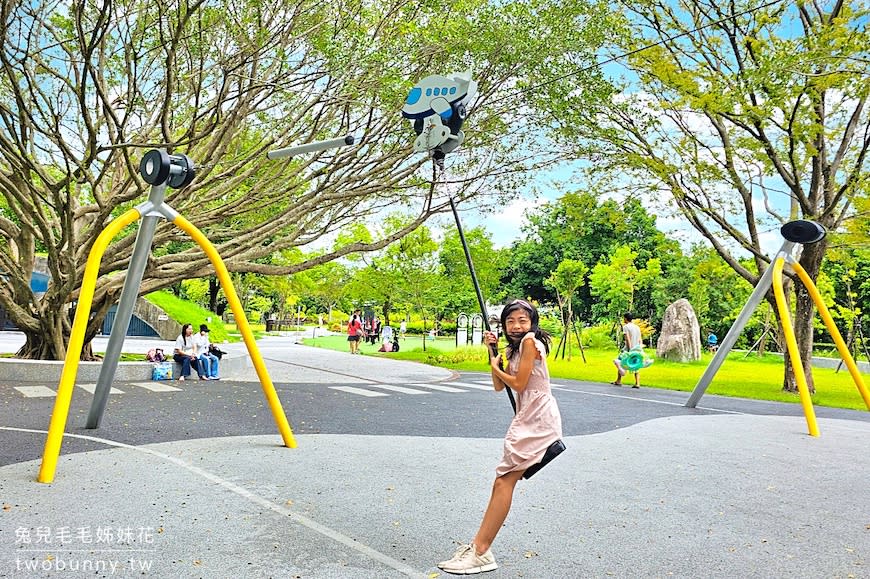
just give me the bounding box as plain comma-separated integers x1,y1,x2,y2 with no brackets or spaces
378,325,399,352
194,323,219,380
173,323,206,381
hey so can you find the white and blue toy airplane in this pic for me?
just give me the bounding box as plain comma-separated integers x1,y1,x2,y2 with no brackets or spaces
402,71,477,155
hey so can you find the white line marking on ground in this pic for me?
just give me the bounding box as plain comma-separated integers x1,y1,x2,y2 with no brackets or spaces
76,384,125,395
550,386,744,414
472,380,493,386
442,382,493,391
13,386,56,398
131,381,182,392
406,383,467,393
366,385,431,395
0,426,428,579
329,386,389,397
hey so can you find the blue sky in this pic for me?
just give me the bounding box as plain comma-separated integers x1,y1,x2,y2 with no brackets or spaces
448,58,802,257
453,149,792,257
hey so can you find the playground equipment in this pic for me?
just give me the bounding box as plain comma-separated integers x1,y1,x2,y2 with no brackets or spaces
685,220,870,436
38,137,353,483
402,71,476,161
403,72,564,477
403,71,505,389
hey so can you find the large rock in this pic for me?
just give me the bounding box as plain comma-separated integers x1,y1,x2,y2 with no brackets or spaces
656,299,701,362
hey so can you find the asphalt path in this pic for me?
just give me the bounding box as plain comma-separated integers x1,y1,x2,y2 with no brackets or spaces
2,359,867,467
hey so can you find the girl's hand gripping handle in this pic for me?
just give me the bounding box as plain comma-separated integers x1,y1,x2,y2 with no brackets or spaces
484,331,502,370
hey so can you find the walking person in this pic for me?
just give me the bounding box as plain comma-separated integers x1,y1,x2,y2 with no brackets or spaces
194,323,220,380
347,313,363,354
611,312,643,388
173,323,205,381
437,299,562,575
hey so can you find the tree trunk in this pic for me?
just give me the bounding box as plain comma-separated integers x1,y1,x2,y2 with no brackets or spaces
566,300,574,361
758,306,772,356
14,289,114,361
775,241,827,394
16,331,62,360
15,308,80,361
421,314,427,351
789,241,827,393
381,301,392,327
209,277,220,313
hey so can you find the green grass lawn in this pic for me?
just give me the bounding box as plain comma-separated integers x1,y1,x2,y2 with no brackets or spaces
224,323,266,341
145,291,230,343
303,334,870,411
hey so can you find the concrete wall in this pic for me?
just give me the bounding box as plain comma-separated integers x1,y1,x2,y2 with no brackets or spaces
133,298,181,340
0,353,251,382
33,255,49,275
22,258,179,340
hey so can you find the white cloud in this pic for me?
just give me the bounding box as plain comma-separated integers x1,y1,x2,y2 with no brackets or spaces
476,195,549,249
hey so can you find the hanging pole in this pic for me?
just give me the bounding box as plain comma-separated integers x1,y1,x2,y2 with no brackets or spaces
447,192,516,412
86,183,166,428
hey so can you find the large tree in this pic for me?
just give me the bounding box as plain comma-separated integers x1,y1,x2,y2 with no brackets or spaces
0,0,615,359
565,0,869,391
588,245,662,322
501,191,677,320
438,225,505,316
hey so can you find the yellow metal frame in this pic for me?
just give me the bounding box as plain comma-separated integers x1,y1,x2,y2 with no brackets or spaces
772,256,870,437
38,209,296,483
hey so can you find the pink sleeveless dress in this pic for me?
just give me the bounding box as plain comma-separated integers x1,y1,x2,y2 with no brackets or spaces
495,333,563,477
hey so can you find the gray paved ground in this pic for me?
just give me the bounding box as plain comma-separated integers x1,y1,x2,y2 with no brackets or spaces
0,334,868,578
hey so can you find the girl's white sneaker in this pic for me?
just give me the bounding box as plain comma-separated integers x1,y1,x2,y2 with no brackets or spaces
438,543,497,575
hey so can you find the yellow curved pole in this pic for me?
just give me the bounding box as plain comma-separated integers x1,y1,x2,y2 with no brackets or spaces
39,209,142,483
172,214,297,449
790,260,870,411
772,258,820,436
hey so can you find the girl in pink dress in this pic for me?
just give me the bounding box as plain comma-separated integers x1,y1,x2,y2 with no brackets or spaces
438,299,563,575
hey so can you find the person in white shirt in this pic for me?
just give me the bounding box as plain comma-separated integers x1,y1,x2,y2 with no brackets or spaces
193,324,219,380
173,323,205,381
612,312,643,388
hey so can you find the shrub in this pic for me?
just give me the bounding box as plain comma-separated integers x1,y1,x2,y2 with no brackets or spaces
636,318,656,341
538,315,562,337
422,346,489,366
438,321,457,335
583,324,617,349
403,319,440,335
